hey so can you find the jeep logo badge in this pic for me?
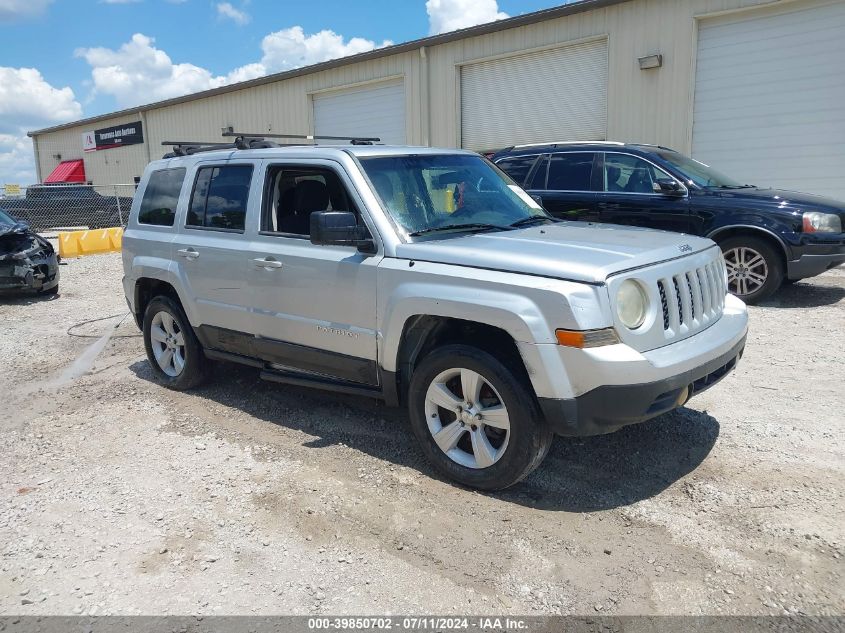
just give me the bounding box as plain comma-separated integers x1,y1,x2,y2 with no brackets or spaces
679,244,693,253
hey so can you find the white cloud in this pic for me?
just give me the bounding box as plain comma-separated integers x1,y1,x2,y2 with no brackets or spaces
0,67,82,185
426,0,508,35
76,34,235,107
0,0,52,22
216,2,249,25
0,134,38,186
259,26,392,73
76,29,393,108
0,67,83,133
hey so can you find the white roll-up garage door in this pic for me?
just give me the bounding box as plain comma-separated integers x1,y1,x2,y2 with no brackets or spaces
313,79,406,145
460,39,608,152
693,2,845,199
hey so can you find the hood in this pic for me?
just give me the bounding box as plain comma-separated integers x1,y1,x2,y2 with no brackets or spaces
395,222,715,283
716,187,845,215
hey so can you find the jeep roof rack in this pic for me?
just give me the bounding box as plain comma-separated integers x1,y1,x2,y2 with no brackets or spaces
221,127,380,146
160,127,382,158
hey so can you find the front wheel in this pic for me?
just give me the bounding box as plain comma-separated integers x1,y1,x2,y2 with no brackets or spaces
142,296,208,390
719,236,783,304
408,345,552,490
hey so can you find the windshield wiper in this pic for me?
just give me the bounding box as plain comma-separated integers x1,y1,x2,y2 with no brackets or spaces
408,223,513,237
509,215,555,228
718,184,756,189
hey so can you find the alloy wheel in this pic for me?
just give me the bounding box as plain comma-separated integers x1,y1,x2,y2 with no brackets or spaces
724,246,769,297
149,311,186,377
424,367,510,469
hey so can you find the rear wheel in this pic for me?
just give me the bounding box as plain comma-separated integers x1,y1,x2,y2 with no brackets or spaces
408,344,552,490
719,235,783,304
143,296,208,390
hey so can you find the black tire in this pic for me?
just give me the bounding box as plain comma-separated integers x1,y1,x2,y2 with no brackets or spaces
408,344,553,490
41,283,59,295
142,296,208,390
719,235,784,304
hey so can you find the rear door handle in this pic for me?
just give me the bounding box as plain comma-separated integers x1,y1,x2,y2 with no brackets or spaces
252,257,282,269
177,248,199,260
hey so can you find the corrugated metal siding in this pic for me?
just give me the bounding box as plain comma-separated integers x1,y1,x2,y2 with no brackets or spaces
460,39,608,150
32,0,800,186
314,78,406,144
693,0,845,198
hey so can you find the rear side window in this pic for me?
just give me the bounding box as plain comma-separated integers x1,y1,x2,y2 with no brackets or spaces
546,153,595,191
138,168,186,226
187,165,253,231
495,155,539,186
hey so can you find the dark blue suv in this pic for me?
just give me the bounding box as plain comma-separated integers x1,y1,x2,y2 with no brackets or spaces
492,142,845,303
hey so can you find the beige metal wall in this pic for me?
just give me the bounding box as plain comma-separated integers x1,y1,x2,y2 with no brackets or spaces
32,0,795,186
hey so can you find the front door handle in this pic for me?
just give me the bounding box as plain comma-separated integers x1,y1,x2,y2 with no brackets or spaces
177,248,199,260
252,257,283,269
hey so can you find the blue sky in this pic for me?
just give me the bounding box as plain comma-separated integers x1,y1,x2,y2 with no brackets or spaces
0,0,564,184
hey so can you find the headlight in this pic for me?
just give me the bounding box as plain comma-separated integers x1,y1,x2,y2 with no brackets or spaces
616,280,648,330
803,211,842,233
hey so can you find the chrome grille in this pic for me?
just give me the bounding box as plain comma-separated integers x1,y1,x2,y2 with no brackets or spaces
658,281,669,330
656,258,725,340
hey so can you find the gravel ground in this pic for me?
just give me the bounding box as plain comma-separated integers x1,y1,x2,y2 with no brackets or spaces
0,252,842,616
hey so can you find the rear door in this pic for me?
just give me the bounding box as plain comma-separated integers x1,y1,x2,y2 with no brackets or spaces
596,152,691,232
524,152,600,221
171,160,258,337
246,159,381,385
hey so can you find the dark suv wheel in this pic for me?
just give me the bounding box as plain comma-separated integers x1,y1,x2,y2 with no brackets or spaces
407,344,552,490
719,235,784,304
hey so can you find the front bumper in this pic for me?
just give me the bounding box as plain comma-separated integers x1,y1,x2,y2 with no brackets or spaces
522,293,748,436
0,255,59,293
786,250,845,279
539,334,745,436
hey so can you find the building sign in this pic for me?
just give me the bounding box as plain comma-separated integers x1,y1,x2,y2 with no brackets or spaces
3,184,21,196
82,121,143,152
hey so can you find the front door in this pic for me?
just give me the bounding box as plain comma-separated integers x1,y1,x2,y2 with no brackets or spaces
247,160,381,385
595,152,691,232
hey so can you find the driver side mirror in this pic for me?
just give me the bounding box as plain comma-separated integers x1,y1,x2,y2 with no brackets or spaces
310,211,376,253
653,179,685,196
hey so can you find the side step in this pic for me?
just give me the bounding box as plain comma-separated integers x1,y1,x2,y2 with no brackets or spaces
204,348,383,399
259,368,384,400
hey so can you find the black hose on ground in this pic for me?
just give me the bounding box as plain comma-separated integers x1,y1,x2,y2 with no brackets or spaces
67,312,140,339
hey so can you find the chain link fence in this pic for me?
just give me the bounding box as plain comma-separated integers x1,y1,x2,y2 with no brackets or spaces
0,184,136,233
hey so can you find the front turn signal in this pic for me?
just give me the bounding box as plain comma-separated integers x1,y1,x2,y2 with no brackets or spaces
555,328,620,348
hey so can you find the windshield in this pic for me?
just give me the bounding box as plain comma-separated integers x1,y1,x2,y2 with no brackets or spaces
0,209,16,225
359,154,548,236
655,150,749,189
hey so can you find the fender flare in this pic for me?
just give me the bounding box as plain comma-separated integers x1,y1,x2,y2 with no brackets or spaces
706,224,791,260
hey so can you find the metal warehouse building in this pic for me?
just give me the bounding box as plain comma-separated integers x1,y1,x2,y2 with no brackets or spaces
29,0,845,199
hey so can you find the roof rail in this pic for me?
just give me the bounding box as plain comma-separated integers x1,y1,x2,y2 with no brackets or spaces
160,138,303,157
221,126,380,145
512,140,625,149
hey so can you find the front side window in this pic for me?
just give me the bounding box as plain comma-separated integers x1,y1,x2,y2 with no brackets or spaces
654,150,746,189
495,155,539,187
544,153,595,191
138,168,186,226
262,166,360,237
603,154,672,194
359,153,547,235
187,165,252,231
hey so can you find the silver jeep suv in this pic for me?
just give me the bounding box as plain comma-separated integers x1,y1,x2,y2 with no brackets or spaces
122,144,748,490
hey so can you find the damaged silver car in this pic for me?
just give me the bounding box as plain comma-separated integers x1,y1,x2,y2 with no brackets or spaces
0,209,59,295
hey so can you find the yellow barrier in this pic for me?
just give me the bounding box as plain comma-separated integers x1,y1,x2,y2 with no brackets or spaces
58,227,123,258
